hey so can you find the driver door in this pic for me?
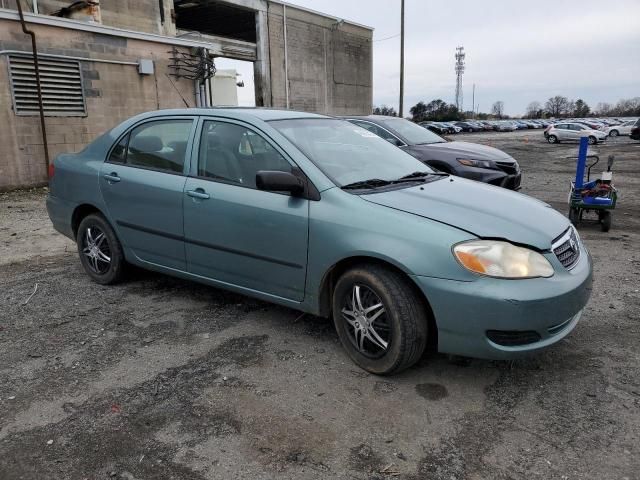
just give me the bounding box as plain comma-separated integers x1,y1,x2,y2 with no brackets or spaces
182,119,309,301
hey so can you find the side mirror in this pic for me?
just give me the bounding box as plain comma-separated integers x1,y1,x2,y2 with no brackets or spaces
256,170,305,195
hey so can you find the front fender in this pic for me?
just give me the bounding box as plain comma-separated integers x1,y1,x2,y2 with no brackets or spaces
302,188,477,313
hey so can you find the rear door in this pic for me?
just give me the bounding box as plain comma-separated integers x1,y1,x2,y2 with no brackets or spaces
100,117,196,270
182,118,309,301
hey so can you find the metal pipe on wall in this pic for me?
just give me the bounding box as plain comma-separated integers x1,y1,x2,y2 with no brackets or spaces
15,0,50,174
283,4,289,109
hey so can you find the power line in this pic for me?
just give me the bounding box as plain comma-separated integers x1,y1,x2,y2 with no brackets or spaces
373,33,401,42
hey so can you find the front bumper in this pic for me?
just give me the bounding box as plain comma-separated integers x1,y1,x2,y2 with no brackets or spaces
411,246,593,360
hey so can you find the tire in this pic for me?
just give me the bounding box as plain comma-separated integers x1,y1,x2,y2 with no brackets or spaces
76,213,126,285
548,135,558,144
467,128,473,133
588,136,597,145
332,265,428,375
609,130,619,137
568,207,580,225
600,211,612,232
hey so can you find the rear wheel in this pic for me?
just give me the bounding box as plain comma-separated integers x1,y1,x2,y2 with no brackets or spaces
332,266,428,375
600,211,612,232
76,214,125,285
588,136,597,145
548,135,558,144
609,130,619,137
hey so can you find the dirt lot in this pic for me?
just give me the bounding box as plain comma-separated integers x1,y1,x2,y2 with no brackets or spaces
1,131,639,480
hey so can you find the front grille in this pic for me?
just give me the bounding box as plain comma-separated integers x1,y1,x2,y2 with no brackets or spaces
487,330,542,346
495,161,519,175
552,227,581,270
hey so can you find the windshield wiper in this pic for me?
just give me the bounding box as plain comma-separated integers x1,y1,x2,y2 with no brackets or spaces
396,171,448,181
341,178,393,190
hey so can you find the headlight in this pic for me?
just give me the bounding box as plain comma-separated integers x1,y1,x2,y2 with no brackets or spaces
457,158,493,169
453,240,554,279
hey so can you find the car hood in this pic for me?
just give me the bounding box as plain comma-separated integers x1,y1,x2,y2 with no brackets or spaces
409,141,514,162
362,177,569,250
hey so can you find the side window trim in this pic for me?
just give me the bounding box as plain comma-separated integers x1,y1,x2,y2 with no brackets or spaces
190,116,320,200
104,116,197,176
191,117,298,182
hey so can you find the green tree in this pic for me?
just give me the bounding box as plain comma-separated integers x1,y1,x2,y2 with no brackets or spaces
372,105,397,116
573,99,590,117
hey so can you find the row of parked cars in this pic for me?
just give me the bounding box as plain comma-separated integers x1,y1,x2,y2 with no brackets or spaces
421,119,551,134
421,117,640,139
544,118,640,145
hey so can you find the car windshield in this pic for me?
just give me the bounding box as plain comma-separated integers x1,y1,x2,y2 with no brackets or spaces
377,118,446,145
269,118,435,187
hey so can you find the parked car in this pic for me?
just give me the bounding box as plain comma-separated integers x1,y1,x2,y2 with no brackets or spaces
419,122,449,135
343,116,522,189
440,122,462,133
604,120,636,137
546,123,607,144
631,120,640,141
46,108,593,374
454,121,482,132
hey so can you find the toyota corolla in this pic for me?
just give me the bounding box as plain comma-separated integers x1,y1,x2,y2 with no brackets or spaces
47,109,593,375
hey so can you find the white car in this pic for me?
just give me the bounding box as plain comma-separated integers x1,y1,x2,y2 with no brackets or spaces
546,122,607,145
604,120,636,137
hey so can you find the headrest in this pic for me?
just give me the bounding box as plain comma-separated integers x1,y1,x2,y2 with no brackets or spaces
130,135,163,153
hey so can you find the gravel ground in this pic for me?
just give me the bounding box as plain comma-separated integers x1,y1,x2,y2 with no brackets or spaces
1,131,639,480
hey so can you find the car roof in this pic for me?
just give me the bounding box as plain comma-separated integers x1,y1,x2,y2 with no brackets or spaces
130,107,330,122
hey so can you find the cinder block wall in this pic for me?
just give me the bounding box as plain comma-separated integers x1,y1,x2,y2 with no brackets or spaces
0,20,194,190
31,0,176,36
267,3,372,115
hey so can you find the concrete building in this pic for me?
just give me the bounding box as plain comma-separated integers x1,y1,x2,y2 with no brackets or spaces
0,0,373,190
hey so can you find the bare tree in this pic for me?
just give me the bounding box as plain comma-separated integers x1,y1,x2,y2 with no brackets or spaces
596,102,612,116
526,101,542,118
491,101,505,119
545,95,570,117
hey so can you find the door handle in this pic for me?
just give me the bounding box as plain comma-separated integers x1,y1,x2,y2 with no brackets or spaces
186,188,210,200
103,172,121,183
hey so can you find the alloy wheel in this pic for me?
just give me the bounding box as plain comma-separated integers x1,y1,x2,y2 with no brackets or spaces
341,284,391,358
81,226,111,274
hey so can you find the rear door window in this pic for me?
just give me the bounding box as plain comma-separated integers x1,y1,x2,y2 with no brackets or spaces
113,119,193,174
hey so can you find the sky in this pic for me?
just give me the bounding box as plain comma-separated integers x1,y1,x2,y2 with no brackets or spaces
219,0,640,116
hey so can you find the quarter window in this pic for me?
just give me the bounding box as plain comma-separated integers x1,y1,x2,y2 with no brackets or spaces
120,120,193,173
198,121,292,189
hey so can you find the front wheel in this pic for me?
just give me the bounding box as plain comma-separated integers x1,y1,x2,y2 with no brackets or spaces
548,135,558,144
76,213,126,285
569,207,580,225
332,266,428,375
609,130,619,137
588,136,597,145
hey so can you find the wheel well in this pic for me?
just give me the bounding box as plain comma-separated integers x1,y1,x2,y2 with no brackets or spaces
71,204,102,237
318,256,438,353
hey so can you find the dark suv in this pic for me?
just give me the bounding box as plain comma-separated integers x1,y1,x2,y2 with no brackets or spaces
631,119,640,141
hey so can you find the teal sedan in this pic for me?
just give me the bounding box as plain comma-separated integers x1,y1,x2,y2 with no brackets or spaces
47,108,593,374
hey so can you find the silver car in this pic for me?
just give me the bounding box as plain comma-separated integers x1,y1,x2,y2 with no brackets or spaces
604,120,636,137
546,122,607,145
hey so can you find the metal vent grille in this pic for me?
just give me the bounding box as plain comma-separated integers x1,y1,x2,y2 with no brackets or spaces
552,227,581,270
8,55,86,116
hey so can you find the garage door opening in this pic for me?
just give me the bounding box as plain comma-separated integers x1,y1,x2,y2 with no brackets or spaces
173,0,257,42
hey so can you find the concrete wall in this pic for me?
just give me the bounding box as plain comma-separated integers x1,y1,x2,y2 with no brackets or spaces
29,0,176,35
0,20,195,190
265,2,372,115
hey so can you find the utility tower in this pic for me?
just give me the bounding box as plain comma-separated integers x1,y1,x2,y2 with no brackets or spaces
454,46,465,112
